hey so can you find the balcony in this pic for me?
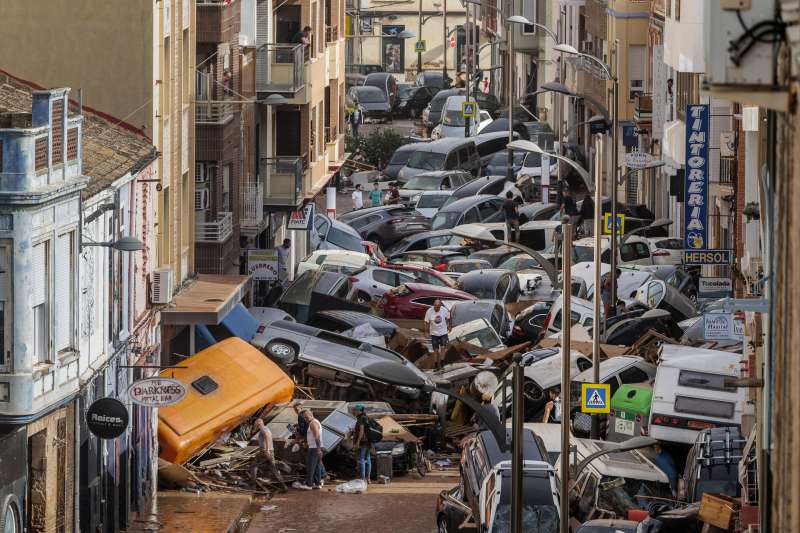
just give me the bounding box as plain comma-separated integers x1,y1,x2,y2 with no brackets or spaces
196,212,234,243
196,100,235,125
260,156,306,207
256,44,307,94
324,125,338,145
634,94,653,125
197,0,241,44
240,182,266,235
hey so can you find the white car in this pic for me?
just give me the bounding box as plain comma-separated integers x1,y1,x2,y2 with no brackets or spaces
414,190,452,218
431,95,482,139
449,318,506,352
296,249,372,277
572,235,656,266
647,237,684,265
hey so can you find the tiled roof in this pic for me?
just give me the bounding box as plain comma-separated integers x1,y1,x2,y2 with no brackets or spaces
0,71,156,199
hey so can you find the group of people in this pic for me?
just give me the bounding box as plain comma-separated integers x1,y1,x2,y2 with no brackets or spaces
351,182,400,210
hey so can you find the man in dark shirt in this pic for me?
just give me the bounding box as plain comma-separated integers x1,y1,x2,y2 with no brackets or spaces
502,191,520,243
561,189,579,237
292,26,312,45
387,183,401,205
579,194,594,236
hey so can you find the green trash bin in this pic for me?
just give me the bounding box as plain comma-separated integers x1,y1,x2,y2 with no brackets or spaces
607,384,653,442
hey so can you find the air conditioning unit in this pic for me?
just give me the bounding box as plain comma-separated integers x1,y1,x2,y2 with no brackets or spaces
195,188,209,210
151,267,174,305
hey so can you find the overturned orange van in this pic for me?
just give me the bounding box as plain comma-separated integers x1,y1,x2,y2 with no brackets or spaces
158,337,294,464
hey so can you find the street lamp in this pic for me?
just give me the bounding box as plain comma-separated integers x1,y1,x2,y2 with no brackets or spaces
262,94,288,106
553,41,621,341
361,361,508,451
81,236,145,252
507,139,593,193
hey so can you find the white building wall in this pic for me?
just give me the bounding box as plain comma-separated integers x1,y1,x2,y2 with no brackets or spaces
663,0,704,73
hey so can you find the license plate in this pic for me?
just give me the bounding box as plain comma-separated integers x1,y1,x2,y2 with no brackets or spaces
614,418,635,436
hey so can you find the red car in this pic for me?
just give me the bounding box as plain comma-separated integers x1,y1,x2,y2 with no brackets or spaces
388,263,457,289
377,283,476,319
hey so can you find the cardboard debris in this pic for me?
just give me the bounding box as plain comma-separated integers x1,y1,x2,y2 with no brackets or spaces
537,337,629,358
377,415,420,443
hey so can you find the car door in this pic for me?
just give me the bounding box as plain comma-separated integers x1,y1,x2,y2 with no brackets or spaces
478,199,503,223
463,206,481,224
370,268,401,298
444,151,459,170
304,331,363,371
494,274,510,303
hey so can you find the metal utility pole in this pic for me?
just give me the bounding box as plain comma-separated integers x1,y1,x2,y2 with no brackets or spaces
417,0,423,74
591,133,603,439
559,222,572,533
511,355,524,533
555,6,566,204
505,19,515,179
442,0,448,81
609,39,620,330
465,5,472,137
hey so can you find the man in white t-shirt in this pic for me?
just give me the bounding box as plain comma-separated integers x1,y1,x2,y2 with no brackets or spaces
351,184,364,210
424,299,451,368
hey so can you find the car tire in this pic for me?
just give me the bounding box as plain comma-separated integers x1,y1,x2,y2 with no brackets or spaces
266,341,297,364
356,291,372,304
437,516,449,533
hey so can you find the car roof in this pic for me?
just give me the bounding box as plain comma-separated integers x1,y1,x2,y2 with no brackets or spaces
416,137,477,153
315,309,394,326
471,246,517,256
458,269,512,287
658,344,742,370
403,282,474,298
478,428,545,466
365,72,394,81
573,439,668,482
437,194,500,212
451,175,506,197
573,356,646,382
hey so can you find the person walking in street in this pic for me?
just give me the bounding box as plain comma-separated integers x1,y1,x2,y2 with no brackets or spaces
276,238,291,286
251,418,287,492
350,101,363,138
386,182,400,205
352,404,373,483
299,409,324,490
424,299,451,369
579,194,594,237
561,188,580,237
370,182,382,207
542,387,562,423
502,191,520,243
553,215,570,267
352,184,364,210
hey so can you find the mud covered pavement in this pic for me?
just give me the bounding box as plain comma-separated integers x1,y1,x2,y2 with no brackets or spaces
245,474,459,533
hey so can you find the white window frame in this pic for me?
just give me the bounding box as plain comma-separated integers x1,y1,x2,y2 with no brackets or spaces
0,242,11,372
54,230,76,354
32,240,50,364
521,0,537,35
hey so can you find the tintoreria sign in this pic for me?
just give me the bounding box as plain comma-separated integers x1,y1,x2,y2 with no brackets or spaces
684,104,709,250
127,377,187,408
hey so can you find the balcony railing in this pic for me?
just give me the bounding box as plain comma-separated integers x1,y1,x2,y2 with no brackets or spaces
325,125,338,144
260,156,306,207
240,183,265,231
195,212,234,243
256,43,307,94
634,93,653,123
326,26,339,43
196,100,235,124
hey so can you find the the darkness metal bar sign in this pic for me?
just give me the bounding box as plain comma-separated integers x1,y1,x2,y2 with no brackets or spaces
684,104,709,250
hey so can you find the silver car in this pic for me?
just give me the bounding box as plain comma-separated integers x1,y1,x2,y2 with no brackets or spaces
252,320,432,397
350,265,418,303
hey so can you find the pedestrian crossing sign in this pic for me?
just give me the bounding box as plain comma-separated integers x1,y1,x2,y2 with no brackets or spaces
581,383,611,414
462,101,477,118
414,40,427,53
602,212,625,235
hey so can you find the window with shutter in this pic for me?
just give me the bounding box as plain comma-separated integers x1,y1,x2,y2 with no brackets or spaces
32,241,49,363
52,100,64,164
54,232,74,352
35,137,48,172
0,244,9,371
628,45,646,101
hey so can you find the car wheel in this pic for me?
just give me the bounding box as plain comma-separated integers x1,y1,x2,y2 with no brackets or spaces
356,291,372,304
266,341,297,364
437,516,449,533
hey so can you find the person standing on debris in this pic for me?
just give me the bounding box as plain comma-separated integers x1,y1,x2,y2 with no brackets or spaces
502,191,520,243
424,299,451,369
370,182,382,207
352,404,373,483
579,194,594,237
251,418,287,493
301,409,324,490
277,238,291,286
352,184,364,210
541,387,561,423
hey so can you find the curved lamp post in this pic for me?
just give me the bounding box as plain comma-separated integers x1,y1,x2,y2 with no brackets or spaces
361,361,508,452
81,236,145,252
508,139,593,193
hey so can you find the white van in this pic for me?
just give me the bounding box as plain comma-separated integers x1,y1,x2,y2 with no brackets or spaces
648,344,744,444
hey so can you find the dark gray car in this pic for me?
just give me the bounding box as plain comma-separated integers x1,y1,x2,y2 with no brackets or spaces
455,269,521,304
468,246,521,268
340,205,431,247
430,194,504,230
383,229,457,256
384,141,430,182
349,86,392,121
252,320,432,397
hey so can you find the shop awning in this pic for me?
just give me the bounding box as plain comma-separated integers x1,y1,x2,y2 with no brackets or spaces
161,274,251,326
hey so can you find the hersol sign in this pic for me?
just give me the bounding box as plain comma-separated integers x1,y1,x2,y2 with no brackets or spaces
127,377,187,408
683,249,733,265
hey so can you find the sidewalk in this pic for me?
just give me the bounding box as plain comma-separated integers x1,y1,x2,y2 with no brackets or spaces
123,491,251,533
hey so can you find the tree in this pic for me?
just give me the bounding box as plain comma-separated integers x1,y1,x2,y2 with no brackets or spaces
346,128,404,168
